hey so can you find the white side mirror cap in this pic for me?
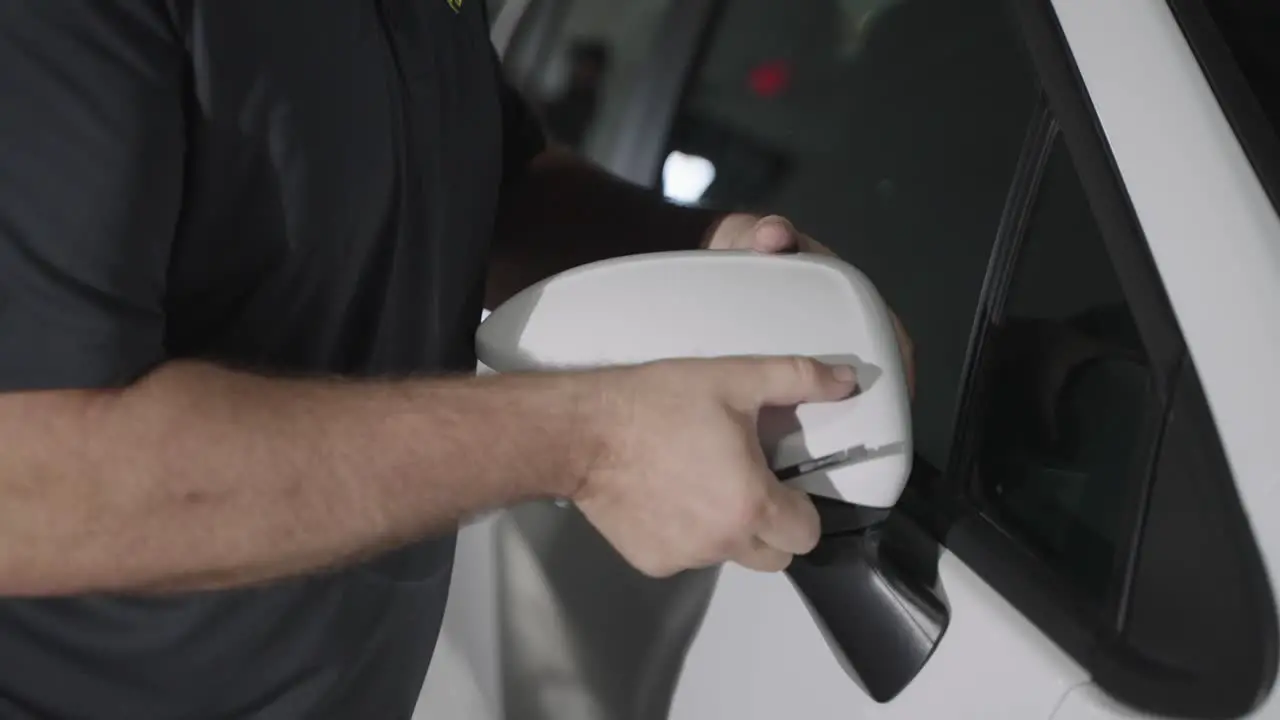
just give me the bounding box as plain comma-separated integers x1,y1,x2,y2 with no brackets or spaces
476,250,912,509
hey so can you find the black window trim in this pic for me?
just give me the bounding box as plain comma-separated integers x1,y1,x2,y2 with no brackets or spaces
1165,0,1280,219
937,1,1278,716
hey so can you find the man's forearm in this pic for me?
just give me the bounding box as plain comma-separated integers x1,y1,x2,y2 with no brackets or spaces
0,362,597,597
487,149,726,308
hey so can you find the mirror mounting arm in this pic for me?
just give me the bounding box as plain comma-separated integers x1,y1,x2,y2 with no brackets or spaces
788,511,950,704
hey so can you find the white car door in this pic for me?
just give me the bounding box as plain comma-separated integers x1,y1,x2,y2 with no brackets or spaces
670,1,1280,719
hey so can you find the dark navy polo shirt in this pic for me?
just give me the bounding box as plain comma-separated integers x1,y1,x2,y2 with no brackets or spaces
0,1,544,717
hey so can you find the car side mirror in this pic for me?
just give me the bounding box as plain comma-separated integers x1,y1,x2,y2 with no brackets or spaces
476,250,913,511
480,251,946,704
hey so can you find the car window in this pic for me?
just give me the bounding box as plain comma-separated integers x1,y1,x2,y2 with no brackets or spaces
504,0,677,156
971,136,1158,602
661,0,1037,470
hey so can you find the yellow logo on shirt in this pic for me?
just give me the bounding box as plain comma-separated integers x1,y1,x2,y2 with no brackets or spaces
447,0,463,12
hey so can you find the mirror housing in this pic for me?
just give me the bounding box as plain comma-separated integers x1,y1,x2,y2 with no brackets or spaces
477,250,913,509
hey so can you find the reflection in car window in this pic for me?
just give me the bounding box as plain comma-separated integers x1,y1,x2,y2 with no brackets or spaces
507,0,677,156
664,0,1037,469
974,138,1157,601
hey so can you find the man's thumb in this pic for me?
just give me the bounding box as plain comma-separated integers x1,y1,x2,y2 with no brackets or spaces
725,356,858,409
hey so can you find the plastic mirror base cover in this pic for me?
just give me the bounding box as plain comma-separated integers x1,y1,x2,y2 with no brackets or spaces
476,250,913,509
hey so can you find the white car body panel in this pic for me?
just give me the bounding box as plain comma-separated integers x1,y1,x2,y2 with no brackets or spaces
1053,684,1154,720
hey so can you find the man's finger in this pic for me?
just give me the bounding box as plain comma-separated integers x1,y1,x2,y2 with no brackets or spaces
756,483,821,556
750,215,797,253
730,537,793,573
721,356,857,409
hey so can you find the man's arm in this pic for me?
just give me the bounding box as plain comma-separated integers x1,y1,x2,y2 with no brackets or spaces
0,5,589,597
0,363,593,596
0,351,854,596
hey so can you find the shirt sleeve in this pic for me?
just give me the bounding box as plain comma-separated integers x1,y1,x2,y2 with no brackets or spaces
0,1,186,391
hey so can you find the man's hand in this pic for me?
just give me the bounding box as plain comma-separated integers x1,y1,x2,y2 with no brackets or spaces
704,213,917,397
575,357,858,577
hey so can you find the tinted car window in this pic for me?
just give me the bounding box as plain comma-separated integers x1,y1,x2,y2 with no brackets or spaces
1201,1,1280,137
662,0,1037,468
1171,0,1280,217
973,137,1158,601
